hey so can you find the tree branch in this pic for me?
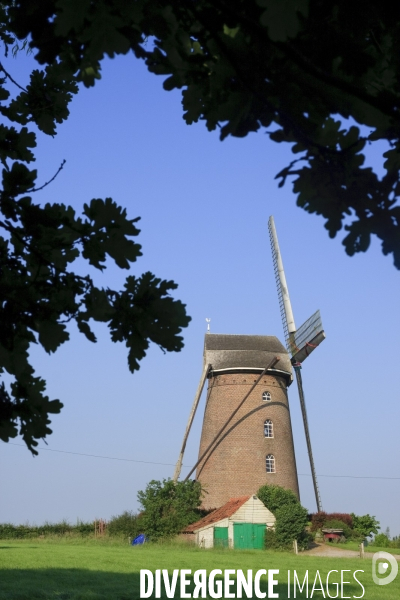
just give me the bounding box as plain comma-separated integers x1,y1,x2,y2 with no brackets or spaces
29,160,66,192
0,217,91,286
197,0,399,122
0,61,27,92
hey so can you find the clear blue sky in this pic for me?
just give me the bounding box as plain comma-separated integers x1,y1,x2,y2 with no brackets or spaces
1,49,399,537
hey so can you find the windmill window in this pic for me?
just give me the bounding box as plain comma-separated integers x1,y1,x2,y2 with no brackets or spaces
262,391,271,402
264,419,273,438
266,454,276,473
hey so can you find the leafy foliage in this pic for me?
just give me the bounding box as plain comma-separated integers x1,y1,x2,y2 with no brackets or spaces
324,519,352,540
373,533,390,547
389,535,400,549
310,511,353,531
3,1,400,448
257,484,298,513
264,526,281,550
107,511,144,539
258,484,309,549
351,513,380,539
0,4,190,453
5,0,400,267
370,529,400,549
0,520,93,539
137,479,204,539
273,503,310,550
311,511,379,541
0,513,145,540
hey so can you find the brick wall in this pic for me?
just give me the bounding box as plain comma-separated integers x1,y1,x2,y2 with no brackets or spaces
196,372,299,509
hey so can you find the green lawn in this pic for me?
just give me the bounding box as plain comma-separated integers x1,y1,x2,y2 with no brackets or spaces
0,538,398,599
330,540,400,554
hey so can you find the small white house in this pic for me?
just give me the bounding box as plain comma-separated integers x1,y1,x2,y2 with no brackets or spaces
183,495,275,549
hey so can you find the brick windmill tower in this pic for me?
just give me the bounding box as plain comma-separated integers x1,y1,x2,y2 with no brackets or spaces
195,334,299,509
173,333,300,509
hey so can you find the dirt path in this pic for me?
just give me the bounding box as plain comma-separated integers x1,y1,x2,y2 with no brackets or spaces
302,543,400,560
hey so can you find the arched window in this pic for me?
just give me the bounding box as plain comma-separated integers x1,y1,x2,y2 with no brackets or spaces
262,391,271,402
264,419,273,438
266,454,276,473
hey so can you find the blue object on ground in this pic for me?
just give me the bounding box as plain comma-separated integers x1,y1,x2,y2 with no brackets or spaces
132,534,147,545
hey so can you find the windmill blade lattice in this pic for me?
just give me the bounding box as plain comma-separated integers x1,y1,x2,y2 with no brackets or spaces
268,216,323,512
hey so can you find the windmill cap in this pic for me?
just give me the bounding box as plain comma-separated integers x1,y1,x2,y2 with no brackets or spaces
203,334,292,381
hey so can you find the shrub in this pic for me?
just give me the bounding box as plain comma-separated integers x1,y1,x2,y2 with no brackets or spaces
324,519,352,539
0,520,93,539
390,536,400,549
258,485,309,550
310,512,353,532
310,512,327,532
311,512,380,541
265,528,279,549
274,504,309,549
327,513,353,529
257,485,298,514
137,479,204,539
107,511,143,539
373,533,390,547
351,513,380,539
297,530,314,551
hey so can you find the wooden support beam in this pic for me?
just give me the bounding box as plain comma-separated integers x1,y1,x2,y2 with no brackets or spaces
173,363,211,482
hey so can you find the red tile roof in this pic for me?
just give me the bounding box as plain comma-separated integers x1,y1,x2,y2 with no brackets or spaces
183,496,250,533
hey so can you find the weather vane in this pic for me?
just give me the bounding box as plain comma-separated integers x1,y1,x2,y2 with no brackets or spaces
205,318,211,332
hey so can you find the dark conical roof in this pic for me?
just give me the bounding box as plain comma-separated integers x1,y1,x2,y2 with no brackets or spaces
203,334,292,379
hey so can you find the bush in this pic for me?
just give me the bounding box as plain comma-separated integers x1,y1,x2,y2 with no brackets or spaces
390,536,400,549
323,519,352,540
310,512,353,532
107,511,143,539
310,512,380,541
351,513,380,539
373,533,390,547
265,528,279,549
265,526,311,551
297,530,313,551
0,520,93,539
310,511,327,532
274,504,309,549
137,479,204,539
257,485,298,514
258,485,309,550
328,513,353,529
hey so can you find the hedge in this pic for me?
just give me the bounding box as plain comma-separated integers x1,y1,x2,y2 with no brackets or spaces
0,521,93,539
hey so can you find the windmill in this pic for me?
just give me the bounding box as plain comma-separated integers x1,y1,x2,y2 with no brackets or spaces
173,335,300,509
268,215,325,512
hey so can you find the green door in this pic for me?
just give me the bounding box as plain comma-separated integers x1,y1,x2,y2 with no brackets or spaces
253,524,266,549
233,523,266,549
214,526,229,548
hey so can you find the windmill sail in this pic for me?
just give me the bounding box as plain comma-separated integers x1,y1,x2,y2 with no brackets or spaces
268,215,296,346
268,216,323,512
290,310,325,363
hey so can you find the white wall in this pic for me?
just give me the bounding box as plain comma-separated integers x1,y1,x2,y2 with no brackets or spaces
194,497,275,547
231,496,275,526
196,525,214,548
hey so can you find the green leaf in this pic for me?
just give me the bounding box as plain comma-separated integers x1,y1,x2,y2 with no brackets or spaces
2,162,36,195
76,319,97,343
258,0,309,41
55,0,92,36
83,288,113,322
82,198,142,269
223,25,239,39
36,321,70,353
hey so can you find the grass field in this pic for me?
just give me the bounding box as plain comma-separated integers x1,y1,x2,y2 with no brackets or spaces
0,538,399,599
330,540,400,554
